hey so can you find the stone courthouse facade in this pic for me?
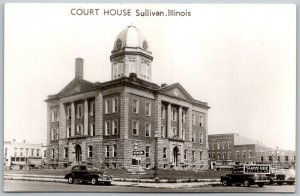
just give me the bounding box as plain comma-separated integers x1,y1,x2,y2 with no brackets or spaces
45,25,210,170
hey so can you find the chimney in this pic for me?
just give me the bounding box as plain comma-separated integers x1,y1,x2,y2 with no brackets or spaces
75,58,84,79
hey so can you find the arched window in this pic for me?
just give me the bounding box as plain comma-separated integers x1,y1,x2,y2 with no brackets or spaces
212,152,216,160
212,142,215,150
217,142,220,150
222,152,226,160
217,152,221,160
228,152,231,160
222,142,225,150
227,141,231,149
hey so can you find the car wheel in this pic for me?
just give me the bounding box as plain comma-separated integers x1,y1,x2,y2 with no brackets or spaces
91,177,97,185
277,182,283,186
68,176,74,184
258,183,264,187
222,179,229,186
243,179,250,187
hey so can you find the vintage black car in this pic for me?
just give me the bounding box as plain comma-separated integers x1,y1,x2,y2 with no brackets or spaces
221,167,269,187
64,165,113,185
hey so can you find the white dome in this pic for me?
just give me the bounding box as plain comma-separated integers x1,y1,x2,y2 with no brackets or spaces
113,25,151,52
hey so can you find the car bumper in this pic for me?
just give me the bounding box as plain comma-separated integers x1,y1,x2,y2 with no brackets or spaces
98,178,113,182
254,180,269,183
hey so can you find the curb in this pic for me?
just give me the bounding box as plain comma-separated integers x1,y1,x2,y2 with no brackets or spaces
4,174,220,183
4,176,222,188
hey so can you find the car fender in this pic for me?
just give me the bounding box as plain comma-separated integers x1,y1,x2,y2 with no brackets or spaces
221,176,231,181
64,173,74,179
83,173,99,181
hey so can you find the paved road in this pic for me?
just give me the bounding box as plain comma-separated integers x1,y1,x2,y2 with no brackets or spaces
3,180,295,193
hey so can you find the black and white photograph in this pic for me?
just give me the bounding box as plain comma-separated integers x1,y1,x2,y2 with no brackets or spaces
3,3,296,193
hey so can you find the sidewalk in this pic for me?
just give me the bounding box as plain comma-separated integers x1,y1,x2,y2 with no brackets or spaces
4,174,222,188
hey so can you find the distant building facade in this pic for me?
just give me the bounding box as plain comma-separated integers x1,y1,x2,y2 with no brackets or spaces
4,139,47,169
208,133,296,169
45,25,210,170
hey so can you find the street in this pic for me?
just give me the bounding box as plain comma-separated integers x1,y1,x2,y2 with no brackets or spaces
3,180,295,193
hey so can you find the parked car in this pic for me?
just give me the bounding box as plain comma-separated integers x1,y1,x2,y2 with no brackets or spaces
266,168,295,185
64,165,113,185
221,166,269,187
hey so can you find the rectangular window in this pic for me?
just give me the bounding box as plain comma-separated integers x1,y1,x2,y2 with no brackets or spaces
242,151,246,158
277,156,281,162
192,113,195,125
52,129,58,140
249,151,252,158
51,108,58,122
88,146,93,158
146,146,150,157
161,126,165,138
51,149,54,159
105,121,111,136
200,151,203,160
145,123,151,137
64,147,68,159
236,151,240,159
172,127,177,137
132,99,139,114
192,150,195,161
182,129,185,140
163,148,167,159
199,115,203,127
105,99,110,114
145,102,151,116
261,156,264,162
184,149,187,160
67,106,71,120
105,146,109,157
76,124,83,135
161,105,165,119
37,149,40,157
199,133,203,144
172,108,177,121
90,123,95,136
77,104,83,118
90,102,95,116
192,131,195,143
113,145,117,157
132,121,139,136
228,152,231,160
182,110,186,123
112,120,118,135
112,98,118,113
269,156,272,161
285,156,289,161
67,126,71,138
31,149,34,157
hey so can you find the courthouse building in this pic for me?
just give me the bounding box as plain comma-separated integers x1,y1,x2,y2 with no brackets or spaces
45,25,210,170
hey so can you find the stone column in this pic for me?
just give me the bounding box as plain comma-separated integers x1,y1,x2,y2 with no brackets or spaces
167,103,172,138
178,106,182,139
180,144,184,164
84,100,88,135
188,108,193,142
71,102,75,136
120,91,129,139
59,103,66,139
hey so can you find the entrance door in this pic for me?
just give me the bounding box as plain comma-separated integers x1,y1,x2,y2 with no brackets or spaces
75,145,82,163
173,146,179,166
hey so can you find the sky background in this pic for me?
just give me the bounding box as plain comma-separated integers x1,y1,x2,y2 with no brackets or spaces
4,4,296,150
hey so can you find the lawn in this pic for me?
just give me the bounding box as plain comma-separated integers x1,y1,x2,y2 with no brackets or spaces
4,168,228,180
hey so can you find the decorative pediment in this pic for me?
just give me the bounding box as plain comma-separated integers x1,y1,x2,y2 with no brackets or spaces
159,83,194,101
57,78,97,97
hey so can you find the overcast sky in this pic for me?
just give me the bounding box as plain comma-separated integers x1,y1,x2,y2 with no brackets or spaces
4,4,296,150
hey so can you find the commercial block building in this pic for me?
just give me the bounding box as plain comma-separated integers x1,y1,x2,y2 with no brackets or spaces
4,139,47,169
208,133,296,169
45,25,210,170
